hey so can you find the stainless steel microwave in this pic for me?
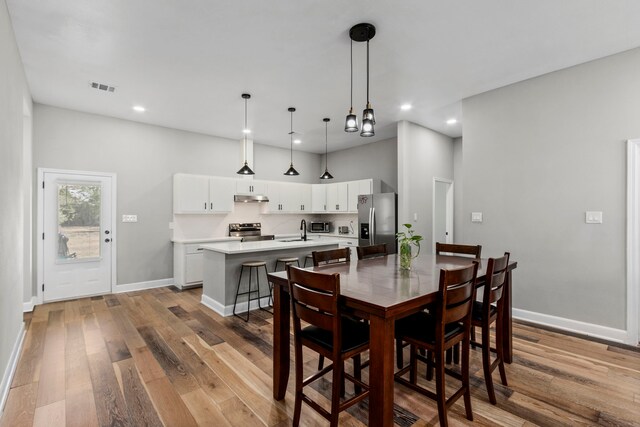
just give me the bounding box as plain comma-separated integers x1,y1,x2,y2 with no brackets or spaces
309,222,332,233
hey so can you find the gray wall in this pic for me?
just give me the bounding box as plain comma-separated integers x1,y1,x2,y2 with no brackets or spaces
33,104,321,288
0,0,31,403
324,137,398,192
453,137,463,243
397,121,454,252
462,47,640,330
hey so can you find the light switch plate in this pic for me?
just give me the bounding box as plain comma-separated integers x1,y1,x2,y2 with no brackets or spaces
122,214,138,223
471,212,483,223
585,211,602,224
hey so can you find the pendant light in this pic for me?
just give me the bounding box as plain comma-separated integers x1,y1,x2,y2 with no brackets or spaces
344,40,358,132
283,107,299,176
320,118,334,180
345,23,376,137
236,93,255,175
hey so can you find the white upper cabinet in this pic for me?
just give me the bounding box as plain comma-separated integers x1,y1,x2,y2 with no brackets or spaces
347,179,373,212
267,182,311,213
173,174,234,214
326,182,348,212
236,179,267,194
311,184,327,212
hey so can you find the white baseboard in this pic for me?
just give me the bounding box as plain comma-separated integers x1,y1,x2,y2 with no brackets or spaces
22,297,36,313
0,323,26,414
512,308,631,344
114,278,174,293
201,294,271,317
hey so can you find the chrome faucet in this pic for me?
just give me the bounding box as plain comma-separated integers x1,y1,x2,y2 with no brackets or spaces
300,219,307,241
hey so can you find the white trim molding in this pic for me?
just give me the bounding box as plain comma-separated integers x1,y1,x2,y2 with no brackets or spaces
201,294,271,317
113,278,174,294
513,308,629,344
23,297,36,313
0,323,26,414
627,139,640,346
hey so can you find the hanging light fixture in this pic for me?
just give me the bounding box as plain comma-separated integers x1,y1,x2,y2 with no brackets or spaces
236,93,255,175
344,40,358,132
284,107,299,176
320,118,334,180
346,23,376,137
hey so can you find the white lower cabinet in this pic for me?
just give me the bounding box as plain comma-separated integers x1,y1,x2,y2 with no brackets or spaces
174,243,204,289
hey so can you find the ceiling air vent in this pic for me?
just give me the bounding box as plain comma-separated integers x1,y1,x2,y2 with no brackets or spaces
90,82,116,93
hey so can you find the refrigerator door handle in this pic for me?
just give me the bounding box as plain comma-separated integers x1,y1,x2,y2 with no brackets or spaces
368,208,373,245
371,207,376,245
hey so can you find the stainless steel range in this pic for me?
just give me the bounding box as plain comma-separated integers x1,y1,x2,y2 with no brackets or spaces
229,223,275,242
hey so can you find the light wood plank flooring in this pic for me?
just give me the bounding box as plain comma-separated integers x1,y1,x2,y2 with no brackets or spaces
1,287,639,426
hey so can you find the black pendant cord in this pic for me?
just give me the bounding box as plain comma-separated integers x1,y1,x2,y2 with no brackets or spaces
366,39,370,105
243,97,248,163
350,39,354,111
290,109,293,165
325,120,329,169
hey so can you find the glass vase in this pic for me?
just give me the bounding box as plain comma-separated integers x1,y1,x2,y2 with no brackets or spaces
400,242,412,270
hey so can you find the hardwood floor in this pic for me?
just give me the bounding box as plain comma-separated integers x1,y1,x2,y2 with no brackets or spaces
1,287,639,426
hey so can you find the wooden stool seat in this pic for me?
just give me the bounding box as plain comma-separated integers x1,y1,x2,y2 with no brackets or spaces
277,257,299,263
242,260,267,267
274,257,300,272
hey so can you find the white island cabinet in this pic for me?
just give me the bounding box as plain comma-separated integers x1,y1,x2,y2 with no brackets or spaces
173,237,241,289
200,238,342,316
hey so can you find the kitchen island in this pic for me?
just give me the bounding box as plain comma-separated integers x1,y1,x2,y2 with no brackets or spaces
200,238,343,316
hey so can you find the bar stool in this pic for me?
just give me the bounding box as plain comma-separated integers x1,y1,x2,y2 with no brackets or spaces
233,260,269,322
274,257,300,271
303,254,313,267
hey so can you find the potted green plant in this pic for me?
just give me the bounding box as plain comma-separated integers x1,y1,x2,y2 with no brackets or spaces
396,224,423,270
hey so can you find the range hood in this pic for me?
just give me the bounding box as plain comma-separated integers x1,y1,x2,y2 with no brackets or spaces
234,194,269,203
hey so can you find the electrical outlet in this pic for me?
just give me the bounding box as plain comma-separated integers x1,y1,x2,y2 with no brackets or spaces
471,212,483,223
122,214,138,223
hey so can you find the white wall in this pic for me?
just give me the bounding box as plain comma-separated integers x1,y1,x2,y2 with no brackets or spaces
0,0,31,410
325,137,398,192
453,137,463,243
462,47,640,333
32,104,321,288
397,121,454,252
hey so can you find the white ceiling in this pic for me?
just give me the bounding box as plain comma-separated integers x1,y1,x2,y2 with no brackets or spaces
7,0,640,153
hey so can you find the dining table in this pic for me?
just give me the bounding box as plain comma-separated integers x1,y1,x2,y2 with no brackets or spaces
267,253,517,427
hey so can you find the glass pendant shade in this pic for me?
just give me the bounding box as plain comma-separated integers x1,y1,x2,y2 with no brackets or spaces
284,164,299,176
363,104,376,124
237,93,255,175
361,118,374,137
345,110,358,132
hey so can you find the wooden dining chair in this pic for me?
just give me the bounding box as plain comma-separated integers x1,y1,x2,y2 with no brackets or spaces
356,243,388,260
435,242,482,259
287,266,370,426
471,252,510,404
312,247,351,371
394,262,478,427
435,242,481,365
312,247,351,266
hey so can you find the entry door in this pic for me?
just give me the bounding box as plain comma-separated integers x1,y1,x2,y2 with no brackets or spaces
43,171,113,301
433,179,453,248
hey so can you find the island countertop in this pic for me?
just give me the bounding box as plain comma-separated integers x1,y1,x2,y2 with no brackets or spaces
200,238,346,255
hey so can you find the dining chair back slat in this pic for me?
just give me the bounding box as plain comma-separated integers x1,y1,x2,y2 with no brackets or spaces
435,243,482,259
356,244,388,260
312,248,351,266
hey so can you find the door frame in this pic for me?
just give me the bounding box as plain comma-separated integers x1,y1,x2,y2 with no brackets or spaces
36,168,117,305
627,139,640,345
432,177,454,252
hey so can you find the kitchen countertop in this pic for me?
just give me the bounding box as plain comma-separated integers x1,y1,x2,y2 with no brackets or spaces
309,232,358,239
200,238,345,255
171,237,242,244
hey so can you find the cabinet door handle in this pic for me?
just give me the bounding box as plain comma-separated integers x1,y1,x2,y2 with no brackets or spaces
204,202,207,210
197,248,203,251
210,202,213,210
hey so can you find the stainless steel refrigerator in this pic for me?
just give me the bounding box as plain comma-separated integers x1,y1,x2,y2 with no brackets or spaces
358,193,398,254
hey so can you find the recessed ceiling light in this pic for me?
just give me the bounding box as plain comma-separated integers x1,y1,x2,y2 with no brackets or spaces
242,129,251,134
133,105,146,112
293,139,301,144
400,104,412,111
446,118,457,125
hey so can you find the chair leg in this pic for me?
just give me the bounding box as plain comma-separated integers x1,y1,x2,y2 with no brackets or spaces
330,357,341,427
353,354,362,394
396,339,404,369
462,333,473,421
445,347,452,364
340,360,346,398
482,323,497,404
292,339,304,427
471,325,477,349
435,350,448,427
495,319,508,386
426,350,434,381
318,356,324,370
409,345,417,384
453,343,460,364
